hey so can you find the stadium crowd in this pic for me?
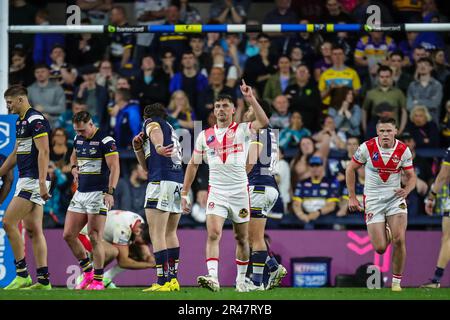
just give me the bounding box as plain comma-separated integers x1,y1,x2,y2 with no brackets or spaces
7,0,450,229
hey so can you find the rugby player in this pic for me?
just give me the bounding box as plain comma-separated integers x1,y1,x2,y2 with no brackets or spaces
133,103,184,292
77,210,155,288
346,118,416,292
181,80,269,292
63,111,120,290
243,103,287,291
421,147,450,288
1,85,52,290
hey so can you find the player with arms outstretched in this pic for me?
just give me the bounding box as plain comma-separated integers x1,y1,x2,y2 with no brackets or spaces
421,147,450,288
182,80,269,292
346,118,416,292
133,103,184,292
1,85,52,290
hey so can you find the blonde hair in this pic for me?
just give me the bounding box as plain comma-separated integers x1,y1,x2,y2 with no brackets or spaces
410,105,432,122
168,90,192,114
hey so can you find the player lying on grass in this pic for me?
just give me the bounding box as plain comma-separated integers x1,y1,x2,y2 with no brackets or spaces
76,210,155,288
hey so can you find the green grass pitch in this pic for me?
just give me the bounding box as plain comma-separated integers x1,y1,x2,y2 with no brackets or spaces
0,287,450,300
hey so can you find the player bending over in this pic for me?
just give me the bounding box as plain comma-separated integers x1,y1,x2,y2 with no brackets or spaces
346,118,416,292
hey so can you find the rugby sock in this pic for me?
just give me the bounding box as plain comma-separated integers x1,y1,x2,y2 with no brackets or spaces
36,267,50,285
93,268,104,283
236,259,249,283
104,265,125,281
206,258,219,278
15,258,29,278
432,267,444,283
79,257,92,273
167,247,180,281
392,273,402,285
251,251,268,286
155,250,168,285
266,255,279,273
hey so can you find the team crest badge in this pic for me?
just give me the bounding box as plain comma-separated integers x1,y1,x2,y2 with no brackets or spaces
226,130,235,139
392,155,400,163
238,208,249,218
365,212,374,222
399,203,407,210
372,152,379,161
208,202,215,209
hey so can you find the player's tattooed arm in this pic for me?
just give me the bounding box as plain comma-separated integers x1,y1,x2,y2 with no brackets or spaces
0,143,18,177
240,79,269,131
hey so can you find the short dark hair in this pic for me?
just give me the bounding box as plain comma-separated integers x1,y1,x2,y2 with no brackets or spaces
377,117,397,127
189,34,204,41
332,43,345,52
257,33,270,41
51,44,65,53
73,111,92,124
140,222,151,244
214,94,234,105
418,57,433,66
111,4,126,15
116,88,131,102
4,85,28,97
278,55,291,62
34,63,49,71
11,48,26,58
182,50,195,58
143,103,167,120
377,65,393,75
73,97,87,105
390,50,404,60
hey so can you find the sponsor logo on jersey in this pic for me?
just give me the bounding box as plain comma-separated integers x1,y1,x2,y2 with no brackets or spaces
238,208,249,218
89,147,97,155
372,152,379,161
391,155,400,163
77,140,83,145
215,143,243,155
34,121,43,132
399,203,407,210
207,135,215,144
89,141,100,146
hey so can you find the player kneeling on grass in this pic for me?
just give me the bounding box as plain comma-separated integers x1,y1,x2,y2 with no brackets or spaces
63,111,120,290
76,210,155,288
346,118,416,292
243,102,287,291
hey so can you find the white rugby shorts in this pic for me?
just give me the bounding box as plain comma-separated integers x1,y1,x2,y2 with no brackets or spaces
249,186,279,218
145,180,183,213
206,186,250,224
14,178,51,206
68,190,108,215
363,193,408,225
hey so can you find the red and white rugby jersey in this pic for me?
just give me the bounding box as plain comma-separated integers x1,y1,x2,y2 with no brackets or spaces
352,137,413,196
193,121,252,189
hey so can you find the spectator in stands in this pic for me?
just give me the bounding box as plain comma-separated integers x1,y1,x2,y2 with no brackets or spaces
190,35,212,74
354,32,396,75
328,136,360,182
322,0,353,24
9,48,34,87
160,48,177,79
313,116,347,151
274,148,291,213
328,87,361,138
55,98,99,147
191,190,207,224
407,57,443,125
292,156,340,224
405,105,440,148
167,90,196,130
338,165,365,217
49,44,77,110
177,0,202,24
134,0,168,65
74,64,109,128
9,0,38,53
388,50,414,94
392,0,423,23
77,0,112,25
205,26,222,52
441,100,450,147
284,64,322,133
314,41,333,83
319,44,361,107
170,50,208,110
284,18,321,66
33,9,65,66
400,132,434,185
210,42,239,88
279,111,311,151
413,12,445,51
241,20,260,58
365,102,398,139
209,0,248,24
289,46,304,73
351,0,394,25
114,161,147,217
151,4,189,61
223,33,247,75
50,128,71,174
263,55,296,103
65,18,106,68
132,54,170,109
96,60,119,100
397,32,418,66
362,65,407,135
197,66,235,122
269,95,291,130
43,161,69,228
28,64,66,127
432,48,450,85
404,45,428,75
242,33,277,96
263,0,298,54
109,5,136,70
110,88,141,151
291,135,331,184
334,22,355,65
